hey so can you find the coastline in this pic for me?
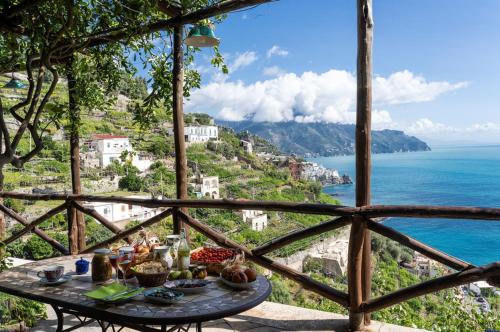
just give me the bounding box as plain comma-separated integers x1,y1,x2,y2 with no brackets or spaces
312,145,500,266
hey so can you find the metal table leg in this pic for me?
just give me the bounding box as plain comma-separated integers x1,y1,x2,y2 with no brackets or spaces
51,305,64,332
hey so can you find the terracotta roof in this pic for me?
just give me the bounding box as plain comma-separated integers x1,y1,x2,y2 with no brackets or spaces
92,134,128,140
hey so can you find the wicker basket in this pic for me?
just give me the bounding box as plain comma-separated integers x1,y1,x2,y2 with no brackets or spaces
133,269,169,287
131,257,170,287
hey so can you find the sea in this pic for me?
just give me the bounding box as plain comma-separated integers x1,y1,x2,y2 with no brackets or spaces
309,145,500,266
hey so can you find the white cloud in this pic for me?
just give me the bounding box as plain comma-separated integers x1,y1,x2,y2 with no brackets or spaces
465,122,500,132
374,70,468,105
230,51,258,72
266,45,289,58
186,69,467,125
405,118,500,143
262,66,287,77
406,118,455,135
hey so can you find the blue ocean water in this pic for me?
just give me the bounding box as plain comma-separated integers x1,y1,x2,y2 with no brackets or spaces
309,145,500,266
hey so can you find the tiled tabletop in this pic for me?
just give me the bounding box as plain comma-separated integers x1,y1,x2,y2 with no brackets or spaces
0,254,271,325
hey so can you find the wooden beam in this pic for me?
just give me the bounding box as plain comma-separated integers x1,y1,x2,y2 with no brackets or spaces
0,192,356,216
3,192,500,221
82,208,173,254
179,211,349,307
347,216,366,330
366,219,473,271
66,58,86,252
252,216,352,256
72,201,133,244
362,262,500,313
359,205,500,220
0,204,68,254
352,0,373,329
67,203,78,255
55,0,275,58
1,202,68,246
172,25,188,236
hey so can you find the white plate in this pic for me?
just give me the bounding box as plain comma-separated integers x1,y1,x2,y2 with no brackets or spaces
39,275,71,286
164,279,211,294
219,276,256,290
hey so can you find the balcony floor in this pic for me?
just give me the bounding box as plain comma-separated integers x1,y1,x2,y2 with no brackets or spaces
28,301,428,332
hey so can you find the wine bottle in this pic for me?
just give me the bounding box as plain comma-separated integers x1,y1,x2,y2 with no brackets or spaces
177,229,190,271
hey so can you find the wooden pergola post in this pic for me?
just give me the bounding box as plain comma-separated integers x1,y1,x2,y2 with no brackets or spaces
349,0,373,330
171,25,189,236
66,57,86,254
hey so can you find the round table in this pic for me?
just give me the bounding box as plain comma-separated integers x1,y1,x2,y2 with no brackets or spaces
0,254,272,332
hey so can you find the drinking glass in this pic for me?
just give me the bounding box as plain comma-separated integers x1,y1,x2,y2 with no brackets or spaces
109,253,119,283
118,252,132,286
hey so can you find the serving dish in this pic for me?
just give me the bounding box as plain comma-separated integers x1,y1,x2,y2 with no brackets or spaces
164,279,211,294
143,288,184,304
219,275,256,290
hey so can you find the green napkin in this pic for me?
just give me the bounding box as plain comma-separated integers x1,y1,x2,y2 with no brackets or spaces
84,282,143,302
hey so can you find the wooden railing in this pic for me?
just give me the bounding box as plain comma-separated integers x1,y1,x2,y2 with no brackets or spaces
0,192,499,321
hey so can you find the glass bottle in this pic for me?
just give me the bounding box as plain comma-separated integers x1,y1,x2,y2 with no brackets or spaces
177,229,190,271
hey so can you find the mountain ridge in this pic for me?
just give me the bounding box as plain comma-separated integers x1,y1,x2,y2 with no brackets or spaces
218,121,431,157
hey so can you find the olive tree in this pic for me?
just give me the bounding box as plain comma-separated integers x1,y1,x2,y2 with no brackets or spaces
0,0,229,236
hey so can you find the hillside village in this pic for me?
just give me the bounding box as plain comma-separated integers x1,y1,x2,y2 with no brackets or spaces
0,73,352,265
1,73,497,330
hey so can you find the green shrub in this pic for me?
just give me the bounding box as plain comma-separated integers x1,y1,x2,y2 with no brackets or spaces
0,244,46,328
25,236,53,260
0,292,46,327
268,276,292,305
119,172,143,191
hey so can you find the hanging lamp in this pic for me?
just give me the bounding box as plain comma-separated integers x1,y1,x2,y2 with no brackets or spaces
185,24,220,47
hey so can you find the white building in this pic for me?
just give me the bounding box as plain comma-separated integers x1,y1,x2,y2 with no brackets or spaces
168,126,218,143
415,253,438,278
86,134,152,171
84,196,163,227
241,210,268,232
240,140,253,154
301,162,340,181
193,174,219,199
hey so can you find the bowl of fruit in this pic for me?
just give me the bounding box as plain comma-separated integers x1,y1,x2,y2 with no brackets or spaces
220,261,257,290
190,247,238,275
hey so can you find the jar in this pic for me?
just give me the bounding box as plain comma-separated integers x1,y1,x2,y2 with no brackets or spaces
119,246,135,262
91,249,112,282
193,265,207,280
153,246,173,269
75,257,89,275
166,235,180,266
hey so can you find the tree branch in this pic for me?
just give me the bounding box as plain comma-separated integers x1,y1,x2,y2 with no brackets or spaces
9,62,45,153
9,55,37,121
3,0,49,18
50,0,274,61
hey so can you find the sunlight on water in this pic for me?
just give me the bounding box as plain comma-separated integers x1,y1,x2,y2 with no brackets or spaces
310,145,500,265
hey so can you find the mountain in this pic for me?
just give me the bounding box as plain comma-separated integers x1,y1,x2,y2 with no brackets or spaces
218,121,431,157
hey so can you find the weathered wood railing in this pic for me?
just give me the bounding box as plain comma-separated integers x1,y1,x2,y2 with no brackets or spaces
0,192,499,321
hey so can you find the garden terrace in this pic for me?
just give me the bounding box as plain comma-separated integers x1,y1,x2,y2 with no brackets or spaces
0,0,499,331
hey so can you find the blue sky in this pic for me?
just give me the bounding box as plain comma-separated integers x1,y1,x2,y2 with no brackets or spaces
178,1,500,144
